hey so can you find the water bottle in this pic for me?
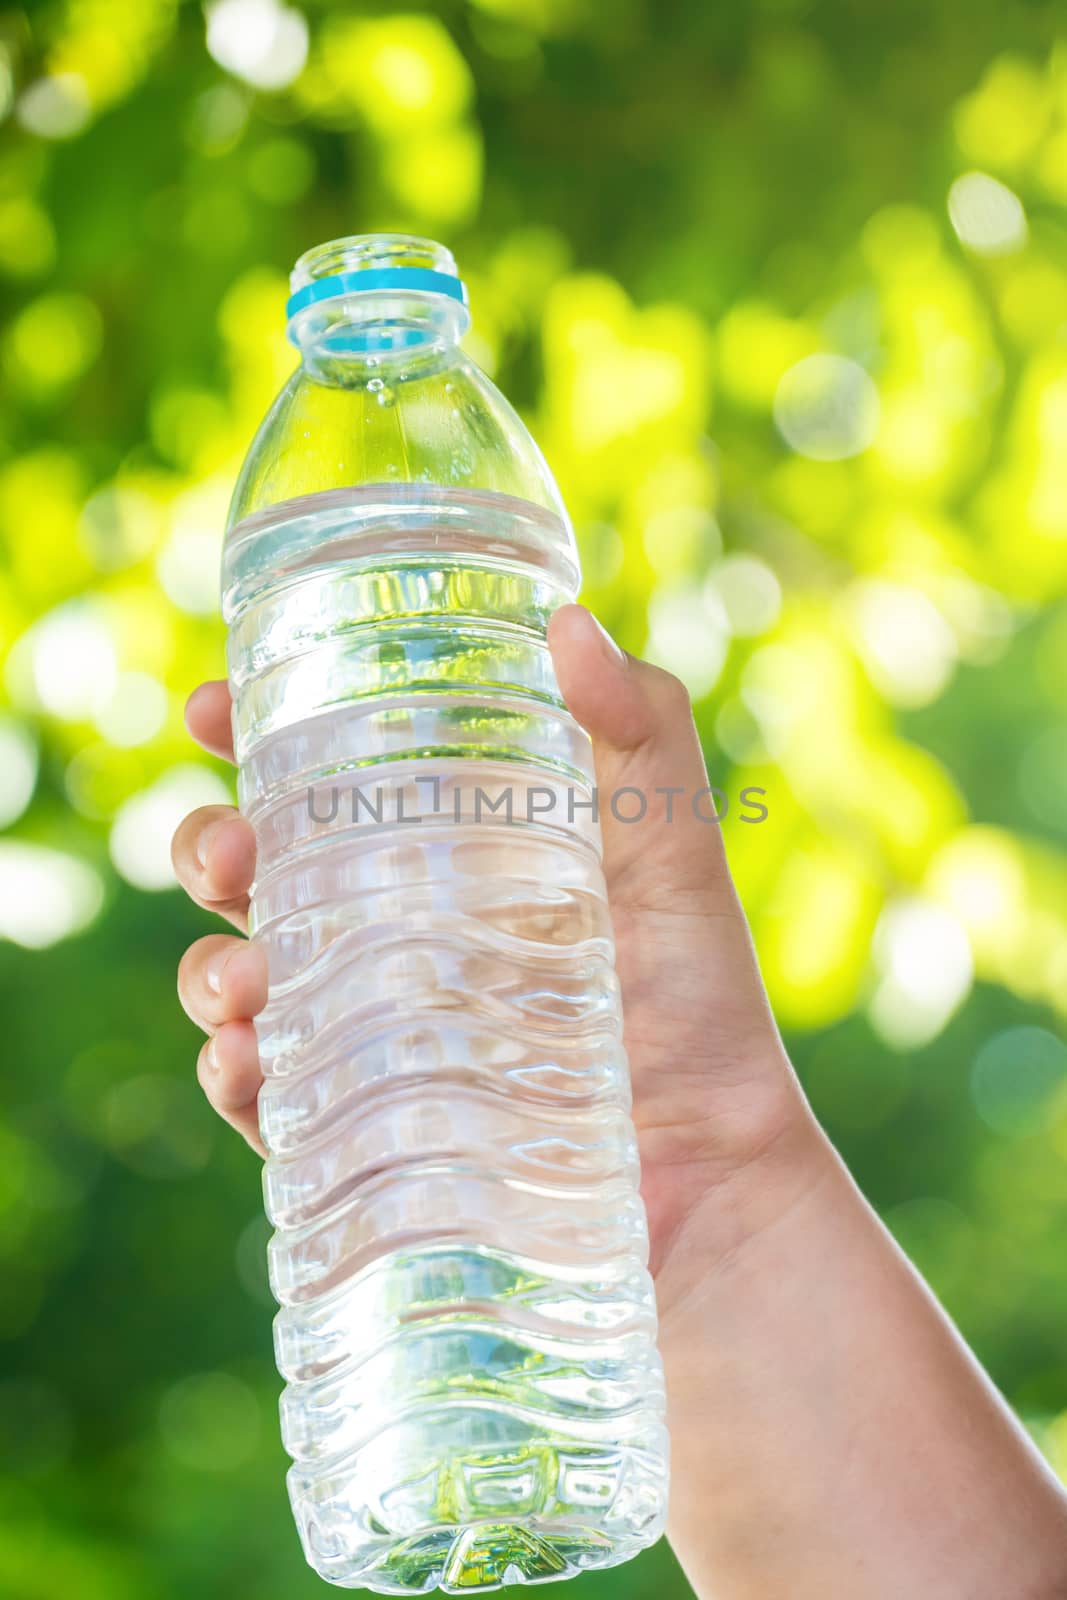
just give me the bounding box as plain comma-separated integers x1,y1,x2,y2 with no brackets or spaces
221,234,669,1591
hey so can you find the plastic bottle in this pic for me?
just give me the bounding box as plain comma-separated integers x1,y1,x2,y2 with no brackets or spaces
222,235,668,1592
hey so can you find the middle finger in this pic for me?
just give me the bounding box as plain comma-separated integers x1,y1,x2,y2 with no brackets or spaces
178,933,268,1033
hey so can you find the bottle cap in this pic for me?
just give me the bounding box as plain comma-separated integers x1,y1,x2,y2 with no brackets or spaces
286,266,469,322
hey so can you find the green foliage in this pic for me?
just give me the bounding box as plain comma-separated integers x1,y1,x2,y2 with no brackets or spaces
2,1,1067,1593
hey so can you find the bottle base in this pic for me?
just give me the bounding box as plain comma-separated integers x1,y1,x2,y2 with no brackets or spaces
303,1515,662,1592
291,1435,667,1592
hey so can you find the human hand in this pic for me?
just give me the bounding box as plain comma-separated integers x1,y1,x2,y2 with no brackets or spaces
172,603,824,1323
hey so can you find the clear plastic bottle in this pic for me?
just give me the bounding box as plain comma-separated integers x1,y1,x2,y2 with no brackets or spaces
222,235,668,1592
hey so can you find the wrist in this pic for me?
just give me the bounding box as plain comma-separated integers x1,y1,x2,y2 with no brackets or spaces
650,1072,841,1347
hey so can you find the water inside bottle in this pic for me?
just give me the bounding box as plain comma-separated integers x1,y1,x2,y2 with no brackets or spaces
224,485,668,1591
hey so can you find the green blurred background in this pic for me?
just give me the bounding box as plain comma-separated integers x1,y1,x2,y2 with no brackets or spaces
2,1,1067,1595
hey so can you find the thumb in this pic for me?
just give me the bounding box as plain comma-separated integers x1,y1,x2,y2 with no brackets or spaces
547,603,738,919
547,603,794,1232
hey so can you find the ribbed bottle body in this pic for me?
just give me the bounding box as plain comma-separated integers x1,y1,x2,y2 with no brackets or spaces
224,485,668,1592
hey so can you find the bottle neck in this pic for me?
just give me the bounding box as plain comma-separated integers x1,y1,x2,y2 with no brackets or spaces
285,234,469,381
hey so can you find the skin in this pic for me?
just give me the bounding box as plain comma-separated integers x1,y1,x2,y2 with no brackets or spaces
174,603,1067,1599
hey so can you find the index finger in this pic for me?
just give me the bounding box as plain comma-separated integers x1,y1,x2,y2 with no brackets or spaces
185,680,235,764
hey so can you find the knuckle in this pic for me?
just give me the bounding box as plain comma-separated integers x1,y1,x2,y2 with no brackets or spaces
650,665,692,716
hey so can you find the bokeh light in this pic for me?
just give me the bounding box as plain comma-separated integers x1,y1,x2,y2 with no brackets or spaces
109,765,232,890
16,74,90,139
3,291,102,395
869,897,974,1049
773,354,880,462
845,579,957,707
705,555,782,638
645,582,729,700
0,842,104,949
971,1026,1067,1137
95,671,169,748
948,171,1029,256
158,1371,261,1471
22,600,118,720
0,716,38,827
205,0,309,91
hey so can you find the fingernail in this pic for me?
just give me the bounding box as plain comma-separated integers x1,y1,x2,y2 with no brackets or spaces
205,950,228,995
196,820,224,873
203,1035,218,1073
587,611,626,665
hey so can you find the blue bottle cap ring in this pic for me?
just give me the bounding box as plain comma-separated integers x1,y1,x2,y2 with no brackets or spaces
286,266,469,322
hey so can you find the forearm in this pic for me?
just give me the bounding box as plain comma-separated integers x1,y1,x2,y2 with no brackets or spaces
656,1108,1067,1600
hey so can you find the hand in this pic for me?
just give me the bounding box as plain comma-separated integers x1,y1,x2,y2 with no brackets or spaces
173,604,1067,1600
172,604,822,1310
